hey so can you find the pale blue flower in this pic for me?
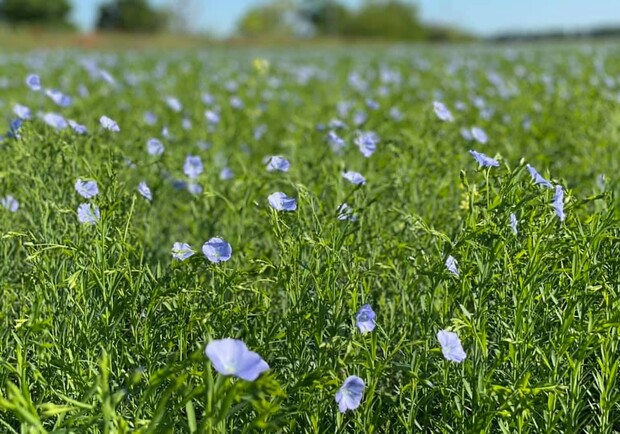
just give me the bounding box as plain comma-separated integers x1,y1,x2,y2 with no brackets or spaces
353,111,367,127
553,185,565,221
26,74,41,91
202,92,215,105
356,304,376,333
77,203,100,225
510,213,518,235
184,155,203,179
337,203,357,221
445,255,459,276
43,113,68,130
460,128,473,141
45,89,72,107
254,124,267,140
202,237,232,263
389,106,404,122
162,126,172,139
230,96,244,109
100,115,120,132
219,167,234,180
335,376,365,413
437,330,466,363
366,98,379,110
343,170,365,186
7,119,23,139
75,179,99,199
327,130,346,153
526,164,553,188
147,138,164,156
433,101,454,122
205,110,220,125
182,118,192,130
329,118,346,129
144,111,157,125
68,120,87,135
355,131,379,158
471,127,488,144
172,242,194,261
469,150,499,167
138,181,152,201
266,156,290,173
13,104,32,120
205,338,269,381
165,96,182,112
187,182,203,195
268,192,297,211
1,195,19,212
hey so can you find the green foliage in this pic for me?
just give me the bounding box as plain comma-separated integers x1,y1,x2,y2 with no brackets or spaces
341,0,425,40
0,0,71,28
96,0,167,33
236,0,298,38
0,45,620,432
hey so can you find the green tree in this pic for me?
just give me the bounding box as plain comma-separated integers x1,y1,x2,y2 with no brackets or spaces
299,0,351,36
236,0,297,38
343,0,425,40
0,0,72,28
96,0,167,33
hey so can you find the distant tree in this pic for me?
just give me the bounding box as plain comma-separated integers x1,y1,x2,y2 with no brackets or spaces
0,0,72,28
96,0,167,33
236,0,299,38
343,0,425,40
299,0,351,36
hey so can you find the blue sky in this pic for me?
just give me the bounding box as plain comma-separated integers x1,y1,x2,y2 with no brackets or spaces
71,0,620,36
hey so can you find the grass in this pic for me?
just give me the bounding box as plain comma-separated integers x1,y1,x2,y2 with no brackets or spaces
0,43,619,433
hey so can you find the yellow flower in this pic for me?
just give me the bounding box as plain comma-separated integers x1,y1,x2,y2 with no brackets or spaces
253,58,270,75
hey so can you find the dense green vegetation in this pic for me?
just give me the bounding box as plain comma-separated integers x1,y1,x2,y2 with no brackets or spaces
0,44,619,432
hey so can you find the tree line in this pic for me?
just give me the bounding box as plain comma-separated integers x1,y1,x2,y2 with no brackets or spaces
0,0,168,32
237,0,475,42
0,0,474,41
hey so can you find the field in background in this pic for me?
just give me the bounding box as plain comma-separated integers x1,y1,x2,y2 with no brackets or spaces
0,42,619,432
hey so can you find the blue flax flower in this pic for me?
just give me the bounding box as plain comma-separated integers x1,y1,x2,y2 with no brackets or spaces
337,203,357,221
100,116,120,132
171,242,194,261
268,192,297,211
355,131,379,158
553,185,565,221
471,127,488,144
205,338,269,381
510,213,518,235
184,155,203,179
437,330,466,363
265,156,290,172
43,113,67,130
147,138,164,156
1,195,19,212
356,304,376,334
75,179,99,199
202,237,232,263
433,101,454,122
77,203,100,225
68,120,87,135
526,164,553,188
343,170,365,186
469,150,499,167
138,181,152,201
13,104,32,120
26,74,41,91
335,376,365,413
445,255,459,276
